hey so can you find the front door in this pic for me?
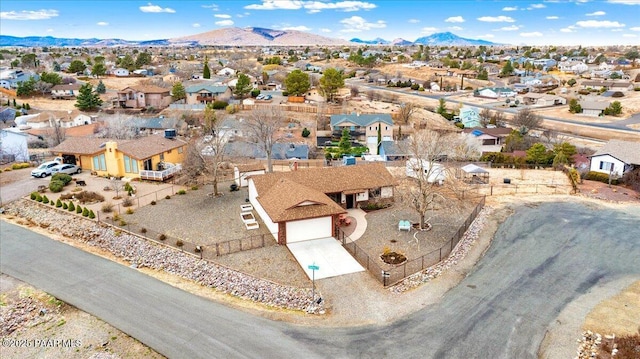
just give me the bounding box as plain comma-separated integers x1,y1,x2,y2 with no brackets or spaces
143,159,152,171
346,194,354,209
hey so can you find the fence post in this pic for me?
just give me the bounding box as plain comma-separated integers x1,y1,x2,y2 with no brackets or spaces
215,243,219,256
490,185,493,196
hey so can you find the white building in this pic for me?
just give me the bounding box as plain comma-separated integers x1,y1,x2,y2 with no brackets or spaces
589,140,640,177
0,128,29,162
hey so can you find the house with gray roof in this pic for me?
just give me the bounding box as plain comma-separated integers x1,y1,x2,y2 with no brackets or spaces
330,113,394,154
579,100,609,117
185,85,232,105
589,140,640,177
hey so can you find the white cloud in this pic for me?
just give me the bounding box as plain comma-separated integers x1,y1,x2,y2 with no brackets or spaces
421,27,438,34
0,9,59,20
630,26,640,31
528,4,546,9
282,25,311,31
97,21,109,26
502,6,518,11
339,16,386,32
560,26,576,32
214,14,231,18
202,4,220,10
139,3,176,13
449,26,463,31
546,16,559,19
520,31,543,37
607,0,640,4
192,23,201,27
215,20,234,26
244,1,376,12
320,28,332,32
477,16,515,22
585,10,606,16
478,34,495,38
495,25,520,31
576,20,625,28
236,12,251,18
622,33,637,37
408,19,420,23
307,9,321,13
611,28,624,31
445,16,465,23
46,28,54,32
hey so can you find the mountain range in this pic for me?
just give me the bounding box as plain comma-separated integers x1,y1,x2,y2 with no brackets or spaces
0,28,496,47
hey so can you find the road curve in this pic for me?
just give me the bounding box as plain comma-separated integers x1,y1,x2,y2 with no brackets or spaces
2,201,639,358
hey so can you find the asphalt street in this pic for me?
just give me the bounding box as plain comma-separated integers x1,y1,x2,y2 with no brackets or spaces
2,201,639,358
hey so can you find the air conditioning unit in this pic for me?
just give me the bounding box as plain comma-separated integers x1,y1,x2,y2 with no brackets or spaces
164,128,176,139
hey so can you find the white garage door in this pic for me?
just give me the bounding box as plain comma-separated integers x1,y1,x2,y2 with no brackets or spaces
286,217,332,243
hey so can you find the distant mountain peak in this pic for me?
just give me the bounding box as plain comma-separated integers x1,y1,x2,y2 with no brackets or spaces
413,32,496,46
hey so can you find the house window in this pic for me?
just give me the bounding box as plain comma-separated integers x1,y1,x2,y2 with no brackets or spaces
599,161,614,171
93,154,106,171
178,146,183,154
123,155,138,173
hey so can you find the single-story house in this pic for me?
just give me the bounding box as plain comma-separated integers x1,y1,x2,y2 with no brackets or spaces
112,68,130,77
51,84,82,99
0,69,39,89
462,128,512,154
51,132,187,180
516,93,567,107
330,113,394,154
248,163,396,244
579,100,609,117
589,140,640,177
378,140,411,161
234,163,265,187
0,107,17,124
115,85,172,110
0,128,29,162
475,87,517,99
185,85,232,105
272,143,309,160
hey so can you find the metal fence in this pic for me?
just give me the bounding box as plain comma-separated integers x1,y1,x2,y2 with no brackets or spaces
338,196,486,287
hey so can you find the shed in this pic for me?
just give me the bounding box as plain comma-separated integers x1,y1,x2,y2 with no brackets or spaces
458,164,489,184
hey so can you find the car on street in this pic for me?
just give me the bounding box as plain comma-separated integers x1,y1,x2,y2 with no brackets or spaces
31,160,61,178
50,163,82,175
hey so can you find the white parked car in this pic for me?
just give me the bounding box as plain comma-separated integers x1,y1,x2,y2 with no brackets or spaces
31,160,61,178
51,163,82,175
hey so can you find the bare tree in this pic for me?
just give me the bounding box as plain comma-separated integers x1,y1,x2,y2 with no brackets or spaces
401,130,477,230
98,114,139,139
511,107,542,133
45,118,66,147
479,107,493,127
493,110,505,127
397,102,417,139
244,107,284,172
350,85,360,98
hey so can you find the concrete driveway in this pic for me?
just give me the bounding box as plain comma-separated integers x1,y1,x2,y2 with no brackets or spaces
287,237,364,280
2,200,639,358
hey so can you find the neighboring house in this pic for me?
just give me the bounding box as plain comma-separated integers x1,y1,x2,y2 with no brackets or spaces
475,87,516,99
217,67,236,77
115,85,172,109
22,111,94,129
305,87,325,103
0,107,17,124
51,84,82,99
185,85,232,105
579,100,609,117
516,93,567,107
558,61,588,74
0,128,29,162
458,106,481,128
462,128,512,154
51,132,187,180
129,116,179,135
330,113,394,154
272,143,309,160
163,74,181,84
378,140,411,161
582,80,633,92
234,163,265,188
589,140,640,177
0,69,39,89
112,68,130,77
248,163,396,245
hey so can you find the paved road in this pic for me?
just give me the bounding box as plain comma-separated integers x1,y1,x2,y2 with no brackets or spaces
2,201,640,358
0,175,44,206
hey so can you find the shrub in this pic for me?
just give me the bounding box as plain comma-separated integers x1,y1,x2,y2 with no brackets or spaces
122,197,134,207
30,192,38,200
225,104,238,114
88,210,95,219
621,167,640,192
36,193,43,202
578,89,590,95
51,173,72,185
76,205,83,214
150,200,157,205
165,195,171,199
118,219,126,225
125,208,134,215
113,213,121,222
212,100,228,110
301,127,311,138
68,202,75,211
585,171,618,185
282,91,289,96
49,180,65,193
3,167,11,172
611,91,624,98
124,182,134,195
158,234,166,241
634,87,640,91
101,202,114,213
251,89,261,97
176,239,184,248
177,189,186,195
191,185,199,191
62,202,68,210
74,191,105,204
11,162,30,170
455,122,465,129
140,228,147,234
56,199,62,208
42,195,49,204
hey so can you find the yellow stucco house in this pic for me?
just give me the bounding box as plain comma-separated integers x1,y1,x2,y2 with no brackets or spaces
52,134,187,181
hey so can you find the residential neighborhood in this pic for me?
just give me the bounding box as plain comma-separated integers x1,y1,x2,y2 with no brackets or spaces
1,9,639,359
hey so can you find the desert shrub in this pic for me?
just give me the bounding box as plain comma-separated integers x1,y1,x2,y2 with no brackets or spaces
113,213,121,222
282,91,289,96
3,167,11,172
59,193,73,200
140,228,147,234
118,219,126,226
62,202,68,210
455,122,465,129
51,173,72,185
150,200,156,205
578,89,590,95
251,89,261,97
42,195,49,204
56,199,62,208
122,197,134,207
611,91,624,98
125,208,134,215
302,128,311,137
165,195,171,199
67,202,75,212
177,189,186,195
621,167,640,192
225,104,238,114
30,192,38,200
190,185,199,191
88,210,95,219
76,205,83,214
35,193,43,202
585,171,618,185
49,180,65,193
75,191,105,204
634,87,640,91
158,234,166,241
212,100,228,110
11,162,30,170
101,202,114,213
176,239,184,248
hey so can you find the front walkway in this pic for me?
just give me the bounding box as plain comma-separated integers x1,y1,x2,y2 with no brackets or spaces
345,208,367,241
287,238,364,280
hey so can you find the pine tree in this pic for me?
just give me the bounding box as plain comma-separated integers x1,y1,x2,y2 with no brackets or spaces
96,80,106,94
203,56,211,79
172,82,186,101
75,84,103,111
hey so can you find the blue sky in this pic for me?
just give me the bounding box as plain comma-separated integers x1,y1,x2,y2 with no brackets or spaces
1,1,639,45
